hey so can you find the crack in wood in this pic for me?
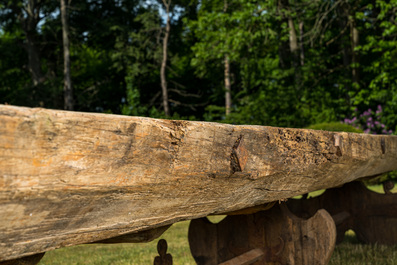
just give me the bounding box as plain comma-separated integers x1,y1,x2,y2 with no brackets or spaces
230,135,243,175
381,138,386,154
255,187,293,192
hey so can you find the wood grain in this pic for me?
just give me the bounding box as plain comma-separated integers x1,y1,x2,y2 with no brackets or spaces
288,181,397,245
1,104,397,261
189,204,336,264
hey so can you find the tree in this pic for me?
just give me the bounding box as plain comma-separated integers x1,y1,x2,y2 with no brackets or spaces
1,0,397,134
189,0,273,118
61,0,73,110
161,0,171,117
0,1,58,87
119,0,205,118
65,0,141,113
223,0,232,116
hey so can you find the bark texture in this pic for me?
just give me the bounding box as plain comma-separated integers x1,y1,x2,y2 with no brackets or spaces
160,0,171,117
61,0,73,110
21,1,45,86
224,56,231,116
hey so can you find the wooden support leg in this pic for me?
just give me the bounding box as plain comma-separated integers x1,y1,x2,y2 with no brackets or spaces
188,203,336,265
287,181,397,245
154,239,173,265
0,253,45,265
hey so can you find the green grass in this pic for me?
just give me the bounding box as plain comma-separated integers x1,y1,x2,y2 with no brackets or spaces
329,231,397,265
39,186,397,264
367,183,397,193
39,224,397,265
39,221,195,265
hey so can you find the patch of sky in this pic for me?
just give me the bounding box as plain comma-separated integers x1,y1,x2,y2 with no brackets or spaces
143,0,184,24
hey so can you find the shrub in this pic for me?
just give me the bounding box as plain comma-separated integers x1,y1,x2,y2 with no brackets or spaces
343,105,393,135
307,122,363,133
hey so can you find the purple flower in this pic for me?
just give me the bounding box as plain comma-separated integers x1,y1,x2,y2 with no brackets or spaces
352,117,357,122
375,121,380,125
364,129,371,134
389,130,393,134
377,105,382,111
368,117,373,121
381,124,385,128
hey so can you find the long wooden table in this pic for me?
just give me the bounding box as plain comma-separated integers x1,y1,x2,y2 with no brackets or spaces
1,104,397,262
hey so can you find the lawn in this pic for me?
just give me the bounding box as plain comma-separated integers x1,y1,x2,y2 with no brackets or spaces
38,185,396,265
39,221,195,265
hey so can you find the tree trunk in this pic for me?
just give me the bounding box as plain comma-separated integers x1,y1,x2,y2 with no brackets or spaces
277,0,291,69
350,18,360,85
224,0,232,116
22,1,45,86
282,0,300,85
224,55,232,116
61,0,73,111
25,32,44,86
299,21,305,66
161,0,171,117
288,16,299,67
336,2,352,94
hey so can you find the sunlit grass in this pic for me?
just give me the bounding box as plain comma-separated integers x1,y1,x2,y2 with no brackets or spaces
367,183,397,194
39,222,397,265
39,221,195,265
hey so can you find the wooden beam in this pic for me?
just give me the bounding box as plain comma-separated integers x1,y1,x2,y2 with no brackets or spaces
218,248,264,265
1,105,397,261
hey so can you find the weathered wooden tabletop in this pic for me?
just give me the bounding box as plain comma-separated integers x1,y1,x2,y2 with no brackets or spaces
1,104,397,261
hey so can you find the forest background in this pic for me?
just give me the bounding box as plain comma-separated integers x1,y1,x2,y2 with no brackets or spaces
1,0,397,134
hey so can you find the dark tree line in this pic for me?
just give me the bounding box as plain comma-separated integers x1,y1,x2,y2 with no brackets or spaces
1,0,397,132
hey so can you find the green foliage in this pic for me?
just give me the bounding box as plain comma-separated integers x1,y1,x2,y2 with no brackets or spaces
0,31,30,105
307,122,364,133
0,0,397,134
342,105,393,135
354,0,397,133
